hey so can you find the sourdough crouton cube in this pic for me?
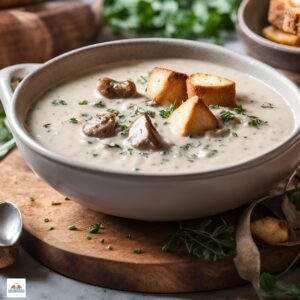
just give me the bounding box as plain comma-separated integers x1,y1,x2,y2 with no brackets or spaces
146,67,188,106
268,0,300,36
262,25,300,46
250,216,289,245
169,96,218,137
186,73,236,107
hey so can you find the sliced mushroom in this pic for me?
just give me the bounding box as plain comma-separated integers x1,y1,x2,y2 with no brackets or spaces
82,113,116,138
97,77,137,98
127,113,164,150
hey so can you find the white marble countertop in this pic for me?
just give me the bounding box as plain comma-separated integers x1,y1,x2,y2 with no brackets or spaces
0,37,299,300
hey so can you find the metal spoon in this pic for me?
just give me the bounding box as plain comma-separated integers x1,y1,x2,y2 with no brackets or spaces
0,201,22,247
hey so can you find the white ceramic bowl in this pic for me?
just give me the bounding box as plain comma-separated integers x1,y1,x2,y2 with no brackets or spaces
0,39,300,221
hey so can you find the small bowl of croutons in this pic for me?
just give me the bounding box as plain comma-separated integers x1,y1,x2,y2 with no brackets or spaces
237,0,300,73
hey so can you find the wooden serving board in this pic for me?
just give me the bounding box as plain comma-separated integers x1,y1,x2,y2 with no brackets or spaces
0,0,102,68
0,150,299,293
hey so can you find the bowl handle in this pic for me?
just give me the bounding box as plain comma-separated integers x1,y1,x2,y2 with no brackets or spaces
0,63,41,112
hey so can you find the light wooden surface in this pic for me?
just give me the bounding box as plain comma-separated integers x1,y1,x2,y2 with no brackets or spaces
0,150,299,293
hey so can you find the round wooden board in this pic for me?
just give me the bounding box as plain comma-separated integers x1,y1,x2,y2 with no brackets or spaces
0,150,299,293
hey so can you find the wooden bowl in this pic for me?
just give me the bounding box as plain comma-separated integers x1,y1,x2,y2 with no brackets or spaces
236,0,300,72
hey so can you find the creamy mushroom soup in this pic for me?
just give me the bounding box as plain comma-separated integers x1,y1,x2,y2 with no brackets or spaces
27,59,294,174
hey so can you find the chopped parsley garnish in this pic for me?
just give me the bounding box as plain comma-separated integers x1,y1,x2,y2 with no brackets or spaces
43,123,51,128
261,103,275,109
219,110,234,122
69,117,79,124
247,115,267,128
88,223,103,234
209,104,220,109
51,99,67,106
79,100,89,105
51,200,61,206
68,225,78,231
116,123,129,135
107,108,125,118
133,248,145,254
129,104,156,118
94,101,106,108
233,105,246,114
137,71,152,84
159,103,176,119
30,196,35,202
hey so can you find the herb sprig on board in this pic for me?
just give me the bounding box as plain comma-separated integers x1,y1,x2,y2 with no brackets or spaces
0,111,12,144
260,272,300,298
287,187,300,211
104,0,242,44
162,219,236,261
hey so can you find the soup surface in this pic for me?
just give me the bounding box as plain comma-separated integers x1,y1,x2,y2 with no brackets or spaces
27,59,294,174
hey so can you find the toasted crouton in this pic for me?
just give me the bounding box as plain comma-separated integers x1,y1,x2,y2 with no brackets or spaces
250,216,289,245
268,0,300,36
146,67,188,106
186,73,236,107
262,25,300,46
169,96,218,137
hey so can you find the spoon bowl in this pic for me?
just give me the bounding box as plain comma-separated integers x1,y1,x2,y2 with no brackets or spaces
0,201,22,247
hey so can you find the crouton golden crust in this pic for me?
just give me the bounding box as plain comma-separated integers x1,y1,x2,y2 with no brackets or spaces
186,73,236,107
250,216,289,245
268,0,300,36
169,95,218,137
146,67,188,106
262,25,300,46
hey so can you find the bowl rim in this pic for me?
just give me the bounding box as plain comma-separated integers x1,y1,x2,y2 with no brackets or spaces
237,0,300,54
9,38,300,180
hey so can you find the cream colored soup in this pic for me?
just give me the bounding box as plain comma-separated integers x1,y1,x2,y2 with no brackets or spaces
27,59,294,174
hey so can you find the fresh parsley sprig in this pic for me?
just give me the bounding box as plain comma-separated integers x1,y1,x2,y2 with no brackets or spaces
162,219,236,261
159,103,176,119
260,272,300,298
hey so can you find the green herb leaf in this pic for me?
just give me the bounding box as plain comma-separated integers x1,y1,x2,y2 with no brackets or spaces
287,187,300,211
68,225,78,231
51,99,67,106
162,219,236,261
43,123,51,128
94,101,106,108
69,117,79,124
51,200,61,206
133,248,145,254
159,103,177,119
104,0,241,44
261,103,275,109
137,71,152,84
79,100,89,105
209,104,220,109
247,115,267,128
260,272,300,298
233,105,246,114
219,110,234,122
88,223,103,234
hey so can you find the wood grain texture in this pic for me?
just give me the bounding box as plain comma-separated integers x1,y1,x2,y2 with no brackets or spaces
0,0,102,68
0,150,299,293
